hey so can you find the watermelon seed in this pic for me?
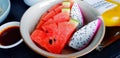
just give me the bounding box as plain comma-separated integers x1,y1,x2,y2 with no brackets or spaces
49,39,53,45
54,38,56,42
45,30,48,33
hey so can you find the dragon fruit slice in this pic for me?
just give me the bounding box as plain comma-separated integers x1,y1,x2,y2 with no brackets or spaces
69,19,101,50
71,2,84,29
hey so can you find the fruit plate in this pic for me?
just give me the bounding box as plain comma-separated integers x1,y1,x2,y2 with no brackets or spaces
0,0,120,58
20,0,105,57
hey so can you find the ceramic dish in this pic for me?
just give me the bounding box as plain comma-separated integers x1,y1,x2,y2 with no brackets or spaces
0,22,23,49
0,0,11,24
20,0,105,58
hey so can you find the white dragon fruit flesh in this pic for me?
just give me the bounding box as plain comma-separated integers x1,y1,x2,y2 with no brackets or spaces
69,19,101,50
71,2,84,28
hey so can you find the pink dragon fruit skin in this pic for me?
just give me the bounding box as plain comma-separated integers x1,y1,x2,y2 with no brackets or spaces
69,19,101,50
71,2,84,28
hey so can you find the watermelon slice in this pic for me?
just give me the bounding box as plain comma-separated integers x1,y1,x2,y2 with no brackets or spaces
53,12,70,23
31,30,47,45
42,23,58,34
42,11,56,21
54,5,63,14
36,3,63,29
37,11,70,29
57,21,77,42
36,11,56,29
36,20,45,29
42,18,54,25
31,0,79,54
36,0,73,30
31,20,78,54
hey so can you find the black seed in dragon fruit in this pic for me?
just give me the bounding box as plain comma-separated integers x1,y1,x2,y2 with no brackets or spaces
71,2,84,29
69,19,101,50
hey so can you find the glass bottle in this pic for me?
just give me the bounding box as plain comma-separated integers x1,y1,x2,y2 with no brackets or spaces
83,0,120,27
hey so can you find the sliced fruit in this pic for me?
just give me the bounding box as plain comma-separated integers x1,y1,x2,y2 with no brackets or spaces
36,19,45,29
32,0,82,54
31,21,78,53
69,19,102,50
42,23,58,35
31,30,47,46
31,30,58,53
54,5,63,13
31,18,79,54
71,2,84,29
57,21,78,41
42,18,54,25
53,12,70,23
42,11,56,21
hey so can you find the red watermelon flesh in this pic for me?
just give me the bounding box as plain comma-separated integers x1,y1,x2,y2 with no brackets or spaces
36,4,62,29
37,11,70,29
57,22,77,44
31,30,58,53
48,3,62,12
31,30,47,45
42,11,56,21
36,20,45,29
36,1,72,30
31,0,78,54
36,11,56,29
53,12,70,23
54,5,63,14
42,18,54,25
31,21,77,54
42,23,58,35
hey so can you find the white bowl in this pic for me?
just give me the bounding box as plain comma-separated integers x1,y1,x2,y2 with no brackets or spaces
20,0,105,58
0,0,11,24
0,22,23,49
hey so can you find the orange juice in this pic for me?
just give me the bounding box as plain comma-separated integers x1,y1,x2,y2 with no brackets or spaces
84,0,120,26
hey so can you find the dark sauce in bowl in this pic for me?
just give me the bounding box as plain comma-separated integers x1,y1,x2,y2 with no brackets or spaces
0,26,22,46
